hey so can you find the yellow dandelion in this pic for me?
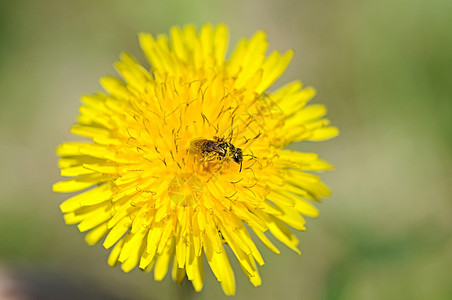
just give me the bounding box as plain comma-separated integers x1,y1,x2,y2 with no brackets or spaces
53,23,338,295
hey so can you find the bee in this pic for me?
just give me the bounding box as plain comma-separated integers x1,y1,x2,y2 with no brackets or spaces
190,136,243,172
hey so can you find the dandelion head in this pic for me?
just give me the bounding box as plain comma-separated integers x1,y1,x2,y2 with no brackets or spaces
53,24,338,295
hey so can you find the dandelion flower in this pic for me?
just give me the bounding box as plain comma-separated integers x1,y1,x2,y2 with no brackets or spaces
53,24,338,295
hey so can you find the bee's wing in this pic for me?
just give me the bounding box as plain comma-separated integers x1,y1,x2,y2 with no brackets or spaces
189,138,208,154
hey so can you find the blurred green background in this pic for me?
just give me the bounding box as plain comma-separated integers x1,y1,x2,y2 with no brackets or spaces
1,0,451,299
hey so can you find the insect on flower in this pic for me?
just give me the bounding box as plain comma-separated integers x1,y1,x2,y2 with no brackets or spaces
189,136,243,172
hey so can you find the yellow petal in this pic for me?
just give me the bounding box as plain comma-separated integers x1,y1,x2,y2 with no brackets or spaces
256,49,294,94
85,223,109,246
154,239,174,281
59,184,112,213
103,217,131,249
306,126,340,141
53,174,110,193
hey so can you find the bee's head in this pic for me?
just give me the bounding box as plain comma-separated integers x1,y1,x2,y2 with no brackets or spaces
233,148,243,164
233,148,243,172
